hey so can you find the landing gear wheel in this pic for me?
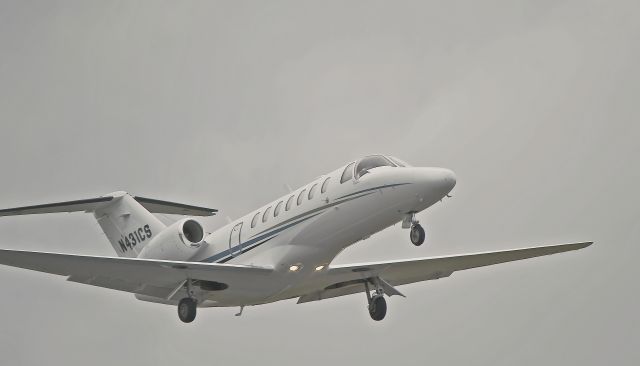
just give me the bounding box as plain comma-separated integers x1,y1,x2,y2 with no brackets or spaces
410,224,425,246
178,298,197,323
368,296,387,321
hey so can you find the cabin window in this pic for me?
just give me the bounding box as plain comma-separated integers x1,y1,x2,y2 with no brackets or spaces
285,195,295,211
321,177,330,193
251,212,260,228
355,155,394,179
274,201,283,217
340,162,355,183
308,183,318,200
297,189,306,205
262,207,272,222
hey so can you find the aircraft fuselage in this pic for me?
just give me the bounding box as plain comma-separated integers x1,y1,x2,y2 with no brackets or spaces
194,160,456,306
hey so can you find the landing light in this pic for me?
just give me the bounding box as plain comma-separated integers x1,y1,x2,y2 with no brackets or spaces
315,265,325,271
289,264,301,272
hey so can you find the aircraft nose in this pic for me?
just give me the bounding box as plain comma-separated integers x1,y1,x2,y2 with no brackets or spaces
440,168,457,191
417,167,456,195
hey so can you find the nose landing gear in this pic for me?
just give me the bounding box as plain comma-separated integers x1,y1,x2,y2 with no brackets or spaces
410,224,425,246
403,213,426,246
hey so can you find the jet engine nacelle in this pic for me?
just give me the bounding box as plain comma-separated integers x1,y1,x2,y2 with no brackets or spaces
138,218,206,261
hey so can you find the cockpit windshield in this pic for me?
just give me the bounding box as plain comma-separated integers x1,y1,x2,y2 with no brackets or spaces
388,156,411,167
355,155,396,179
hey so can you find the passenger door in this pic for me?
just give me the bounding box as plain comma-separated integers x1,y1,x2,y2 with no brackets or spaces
229,222,243,257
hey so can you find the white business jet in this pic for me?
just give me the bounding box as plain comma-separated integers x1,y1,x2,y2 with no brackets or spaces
0,155,591,322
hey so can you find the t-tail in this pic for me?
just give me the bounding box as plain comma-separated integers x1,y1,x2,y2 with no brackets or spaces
0,191,217,257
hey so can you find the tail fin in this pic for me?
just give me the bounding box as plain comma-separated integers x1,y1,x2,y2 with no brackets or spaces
93,193,166,257
0,191,217,258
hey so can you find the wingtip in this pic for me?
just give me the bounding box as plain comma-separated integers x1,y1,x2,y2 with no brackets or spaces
574,241,594,249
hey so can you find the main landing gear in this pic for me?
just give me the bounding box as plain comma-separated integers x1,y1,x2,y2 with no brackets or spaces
365,279,387,321
403,213,426,246
178,279,197,323
178,297,197,323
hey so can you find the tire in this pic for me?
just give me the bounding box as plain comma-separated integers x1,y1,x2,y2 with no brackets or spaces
178,298,197,323
410,224,426,246
369,296,387,321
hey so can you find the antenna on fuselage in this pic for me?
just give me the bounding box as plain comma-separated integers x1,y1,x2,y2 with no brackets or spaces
440,194,453,203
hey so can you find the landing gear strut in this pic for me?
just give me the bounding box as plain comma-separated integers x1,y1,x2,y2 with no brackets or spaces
365,279,387,321
178,279,197,323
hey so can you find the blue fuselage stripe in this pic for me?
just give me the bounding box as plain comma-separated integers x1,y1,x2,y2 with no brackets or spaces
334,182,411,201
200,212,324,263
202,182,411,263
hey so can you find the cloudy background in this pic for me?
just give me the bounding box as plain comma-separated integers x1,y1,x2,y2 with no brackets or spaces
0,0,638,364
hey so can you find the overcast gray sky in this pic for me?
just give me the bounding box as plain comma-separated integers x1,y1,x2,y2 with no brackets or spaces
0,0,638,365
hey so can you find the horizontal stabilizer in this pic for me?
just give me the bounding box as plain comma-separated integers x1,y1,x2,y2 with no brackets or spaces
133,196,217,216
0,197,114,216
0,193,217,217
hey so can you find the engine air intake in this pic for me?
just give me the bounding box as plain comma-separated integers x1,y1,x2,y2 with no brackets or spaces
183,219,204,243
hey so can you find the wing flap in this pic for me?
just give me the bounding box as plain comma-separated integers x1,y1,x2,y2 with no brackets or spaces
67,275,175,298
298,282,365,304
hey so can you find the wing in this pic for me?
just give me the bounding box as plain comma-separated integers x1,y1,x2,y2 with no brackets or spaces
0,249,271,301
297,241,592,303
